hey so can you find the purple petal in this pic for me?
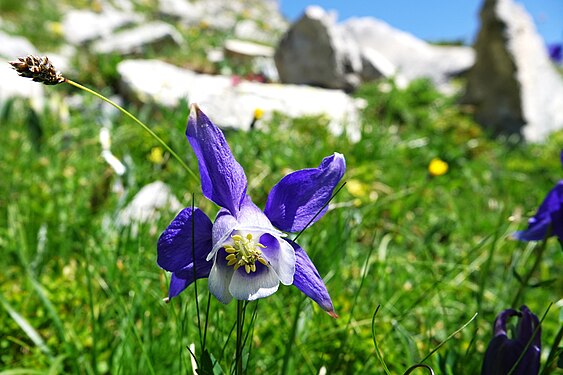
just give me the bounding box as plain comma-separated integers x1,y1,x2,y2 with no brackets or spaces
514,181,563,241
287,240,337,318
481,335,524,375
168,259,213,299
186,104,247,215
481,306,541,375
157,207,213,272
493,309,519,337
265,153,346,232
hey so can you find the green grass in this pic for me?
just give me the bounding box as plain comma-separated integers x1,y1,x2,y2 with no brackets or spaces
0,77,561,374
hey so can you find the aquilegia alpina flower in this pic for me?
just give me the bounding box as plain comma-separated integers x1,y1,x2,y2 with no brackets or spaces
157,104,345,317
514,150,563,242
481,305,541,375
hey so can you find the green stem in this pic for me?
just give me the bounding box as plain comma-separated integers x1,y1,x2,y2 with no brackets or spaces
235,300,244,375
64,79,198,182
511,235,549,307
280,299,303,375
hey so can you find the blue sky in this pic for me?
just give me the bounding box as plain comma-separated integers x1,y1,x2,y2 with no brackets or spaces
278,0,563,44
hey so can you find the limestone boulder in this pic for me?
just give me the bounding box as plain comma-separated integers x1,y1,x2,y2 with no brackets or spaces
0,58,44,106
275,6,363,91
117,59,363,141
462,0,563,141
0,31,38,59
343,17,474,90
62,8,141,45
92,22,183,55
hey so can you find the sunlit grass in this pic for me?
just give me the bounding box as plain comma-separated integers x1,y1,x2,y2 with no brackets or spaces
1,75,561,374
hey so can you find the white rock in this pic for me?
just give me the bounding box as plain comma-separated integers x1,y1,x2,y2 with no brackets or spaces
92,21,183,55
234,19,277,44
117,59,362,141
117,181,182,226
343,17,474,91
62,8,141,45
224,39,274,58
0,58,44,107
159,0,204,24
0,31,38,59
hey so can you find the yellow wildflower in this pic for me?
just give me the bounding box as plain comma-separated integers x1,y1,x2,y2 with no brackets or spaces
428,158,448,177
253,108,264,120
149,147,164,164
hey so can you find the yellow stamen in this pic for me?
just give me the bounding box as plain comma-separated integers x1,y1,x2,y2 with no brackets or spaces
222,232,269,273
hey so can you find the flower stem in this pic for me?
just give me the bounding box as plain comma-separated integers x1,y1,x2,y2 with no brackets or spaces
64,78,199,182
280,298,304,375
511,236,549,307
235,300,244,375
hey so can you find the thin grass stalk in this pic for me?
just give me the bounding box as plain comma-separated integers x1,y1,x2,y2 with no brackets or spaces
371,305,392,375
83,246,99,375
242,302,259,372
511,231,550,307
202,292,213,353
418,312,478,364
280,298,304,375
539,325,563,375
476,208,507,311
404,364,435,375
331,233,377,371
190,194,203,349
293,182,347,242
64,79,198,182
235,300,244,375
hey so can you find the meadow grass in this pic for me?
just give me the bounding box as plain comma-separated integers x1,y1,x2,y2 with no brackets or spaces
0,76,561,374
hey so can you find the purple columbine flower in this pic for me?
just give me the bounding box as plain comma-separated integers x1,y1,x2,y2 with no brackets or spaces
548,43,562,64
157,104,345,317
514,150,563,242
481,305,541,375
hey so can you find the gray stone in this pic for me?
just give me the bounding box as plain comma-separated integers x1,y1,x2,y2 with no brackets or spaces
359,47,401,84
275,6,363,91
462,0,563,141
343,17,474,91
92,21,183,55
62,8,141,45
117,59,363,141
0,30,38,59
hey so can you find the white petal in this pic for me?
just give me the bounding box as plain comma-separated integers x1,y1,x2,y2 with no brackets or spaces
260,234,296,285
237,196,277,231
208,255,234,304
229,268,280,301
209,210,238,261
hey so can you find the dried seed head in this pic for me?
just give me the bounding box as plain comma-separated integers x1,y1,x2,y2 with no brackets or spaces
9,55,65,85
